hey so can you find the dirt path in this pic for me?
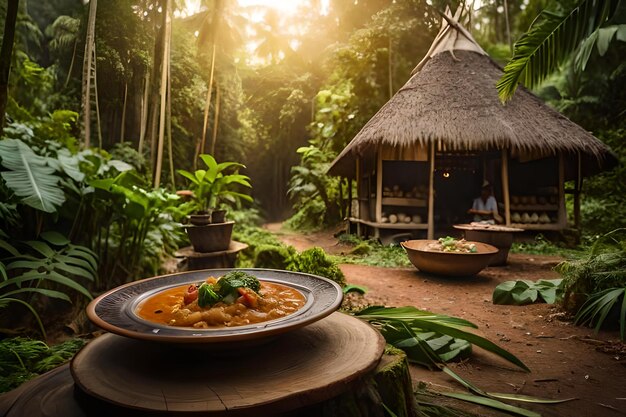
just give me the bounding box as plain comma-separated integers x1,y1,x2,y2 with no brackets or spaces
268,224,626,417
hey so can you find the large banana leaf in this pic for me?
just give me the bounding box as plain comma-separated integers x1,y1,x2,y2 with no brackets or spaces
0,139,66,213
497,0,621,102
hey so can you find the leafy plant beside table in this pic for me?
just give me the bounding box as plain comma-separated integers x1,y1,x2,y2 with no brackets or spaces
177,154,253,252
177,154,252,224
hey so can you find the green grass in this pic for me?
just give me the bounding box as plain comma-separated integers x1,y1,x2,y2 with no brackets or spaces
510,234,584,258
0,337,86,393
332,235,412,268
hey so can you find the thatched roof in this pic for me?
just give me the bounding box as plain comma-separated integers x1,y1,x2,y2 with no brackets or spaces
328,11,617,179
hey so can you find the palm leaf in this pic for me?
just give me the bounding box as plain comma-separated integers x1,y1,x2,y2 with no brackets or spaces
497,0,621,102
0,298,46,337
2,287,71,302
387,320,570,414
356,306,529,371
439,392,541,417
575,287,626,339
0,139,66,213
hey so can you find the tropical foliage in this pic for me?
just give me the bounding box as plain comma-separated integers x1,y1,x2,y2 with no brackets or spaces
177,154,252,213
497,0,624,101
356,306,575,417
556,228,626,338
0,0,624,403
0,230,95,337
0,337,86,392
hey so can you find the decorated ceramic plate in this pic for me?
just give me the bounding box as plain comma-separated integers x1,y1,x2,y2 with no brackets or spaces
87,268,343,344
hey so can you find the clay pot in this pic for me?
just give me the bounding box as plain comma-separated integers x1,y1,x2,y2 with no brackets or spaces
185,221,234,253
189,213,211,226
211,209,227,223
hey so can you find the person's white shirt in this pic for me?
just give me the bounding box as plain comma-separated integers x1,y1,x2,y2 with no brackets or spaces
472,196,498,222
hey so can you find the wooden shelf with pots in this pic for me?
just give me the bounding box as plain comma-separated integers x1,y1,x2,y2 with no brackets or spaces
381,197,427,207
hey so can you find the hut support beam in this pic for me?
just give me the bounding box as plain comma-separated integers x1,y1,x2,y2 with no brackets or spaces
558,153,566,228
375,149,383,238
501,149,511,225
427,143,435,240
574,152,582,230
356,157,362,237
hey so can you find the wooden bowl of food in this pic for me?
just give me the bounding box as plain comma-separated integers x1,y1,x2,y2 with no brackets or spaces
401,238,498,276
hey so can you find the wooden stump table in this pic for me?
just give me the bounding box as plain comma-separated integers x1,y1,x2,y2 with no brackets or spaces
0,313,415,417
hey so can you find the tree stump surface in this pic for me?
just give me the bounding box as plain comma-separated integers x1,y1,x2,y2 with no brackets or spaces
71,312,384,415
0,314,418,417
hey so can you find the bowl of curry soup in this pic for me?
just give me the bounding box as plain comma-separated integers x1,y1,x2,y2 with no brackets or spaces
87,269,343,344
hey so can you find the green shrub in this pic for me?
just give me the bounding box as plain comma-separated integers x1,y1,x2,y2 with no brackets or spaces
350,242,372,255
556,229,626,338
334,234,411,268
0,337,86,393
287,247,346,287
557,229,626,310
254,244,296,270
232,224,285,267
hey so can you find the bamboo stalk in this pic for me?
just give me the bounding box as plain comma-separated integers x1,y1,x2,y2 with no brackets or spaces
138,72,150,153
120,82,127,143
167,26,175,189
197,43,217,164
80,0,97,148
153,0,170,188
209,84,221,155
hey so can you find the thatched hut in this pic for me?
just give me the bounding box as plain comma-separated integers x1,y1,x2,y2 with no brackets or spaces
328,9,617,239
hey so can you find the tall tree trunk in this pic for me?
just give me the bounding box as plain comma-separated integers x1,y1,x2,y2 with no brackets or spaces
209,84,221,156
196,43,217,167
120,82,127,142
167,42,175,188
80,0,97,148
153,0,170,188
93,46,102,148
145,0,167,167
0,0,19,132
503,0,512,53
388,35,393,100
138,72,150,152
65,39,77,88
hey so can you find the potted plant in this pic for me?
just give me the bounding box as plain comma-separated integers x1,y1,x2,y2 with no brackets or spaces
177,154,252,252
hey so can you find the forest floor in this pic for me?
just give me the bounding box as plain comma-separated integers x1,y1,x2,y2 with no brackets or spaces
265,223,626,417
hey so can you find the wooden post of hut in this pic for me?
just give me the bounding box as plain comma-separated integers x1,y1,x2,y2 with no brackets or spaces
501,149,511,226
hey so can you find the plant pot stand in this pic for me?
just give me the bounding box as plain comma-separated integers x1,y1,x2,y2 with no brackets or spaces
175,240,248,270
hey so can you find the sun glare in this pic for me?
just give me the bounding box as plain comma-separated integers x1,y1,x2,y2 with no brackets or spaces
238,0,329,16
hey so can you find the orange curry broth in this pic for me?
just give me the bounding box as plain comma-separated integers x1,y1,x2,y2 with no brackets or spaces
136,281,306,328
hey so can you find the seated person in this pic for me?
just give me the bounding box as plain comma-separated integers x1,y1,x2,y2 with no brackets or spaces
468,182,501,224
